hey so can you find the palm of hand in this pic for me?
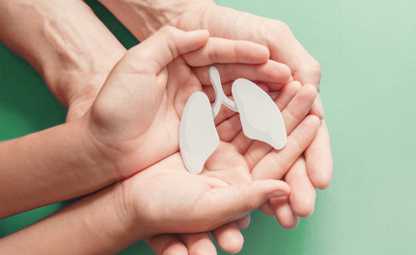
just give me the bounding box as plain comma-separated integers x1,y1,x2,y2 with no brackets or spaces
88,56,214,176
118,58,205,174
122,141,258,237
88,29,278,178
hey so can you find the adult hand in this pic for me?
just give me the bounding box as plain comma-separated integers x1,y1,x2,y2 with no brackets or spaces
84,24,318,254
86,25,290,179
100,0,332,223
99,1,332,253
149,82,319,254
102,81,320,253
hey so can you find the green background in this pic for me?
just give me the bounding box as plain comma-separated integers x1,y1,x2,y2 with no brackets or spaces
1,0,415,254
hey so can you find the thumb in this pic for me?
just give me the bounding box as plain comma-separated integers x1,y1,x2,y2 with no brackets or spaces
203,180,290,224
118,26,209,73
89,27,208,137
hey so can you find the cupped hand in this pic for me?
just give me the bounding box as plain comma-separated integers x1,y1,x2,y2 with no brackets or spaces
100,0,332,242
175,0,333,216
85,26,290,178
148,83,320,255
137,5,332,254
122,110,320,255
67,24,293,254
117,147,290,239
81,24,319,254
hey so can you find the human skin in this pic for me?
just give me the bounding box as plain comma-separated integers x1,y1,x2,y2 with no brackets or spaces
0,25,289,217
0,1,323,253
0,27,320,254
0,0,287,216
0,0,126,121
99,0,333,253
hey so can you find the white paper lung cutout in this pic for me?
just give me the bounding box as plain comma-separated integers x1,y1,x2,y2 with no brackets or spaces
232,78,287,150
180,67,287,174
179,91,219,174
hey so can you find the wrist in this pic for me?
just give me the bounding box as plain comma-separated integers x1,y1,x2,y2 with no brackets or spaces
78,116,122,183
67,183,144,253
0,0,126,108
100,0,215,39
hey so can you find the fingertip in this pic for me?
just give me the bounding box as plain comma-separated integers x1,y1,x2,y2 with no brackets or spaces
189,29,210,40
235,41,270,63
260,180,291,198
274,204,298,229
305,114,321,128
306,121,333,189
183,235,217,255
264,60,292,83
217,230,244,254
183,29,210,49
254,43,271,60
226,236,244,254
250,42,270,61
309,165,333,189
163,243,189,255
311,96,325,118
291,193,316,218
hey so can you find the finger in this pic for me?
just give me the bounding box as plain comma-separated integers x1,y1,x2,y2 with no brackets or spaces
148,235,188,255
125,26,209,73
282,84,318,132
203,82,269,101
230,83,299,155
259,202,275,216
305,121,333,189
236,215,251,229
251,115,321,180
213,222,245,254
216,114,242,142
180,233,217,255
194,60,291,86
230,132,252,154
275,81,302,109
274,202,298,229
183,38,269,66
202,180,290,222
310,94,325,118
264,21,321,86
285,158,316,217
214,106,237,125
245,85,317,169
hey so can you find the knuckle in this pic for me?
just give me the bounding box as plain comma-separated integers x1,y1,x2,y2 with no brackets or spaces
309,60,322,77
208,45,220,62
300,60,322,83
266,20,292,37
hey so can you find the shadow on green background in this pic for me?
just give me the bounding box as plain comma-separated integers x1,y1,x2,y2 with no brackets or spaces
1,0,415,254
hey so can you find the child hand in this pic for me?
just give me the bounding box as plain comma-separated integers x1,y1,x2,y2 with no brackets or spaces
115,150,290,238
83,26,290,178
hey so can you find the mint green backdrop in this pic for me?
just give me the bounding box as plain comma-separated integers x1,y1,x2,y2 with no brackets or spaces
1,0,415,254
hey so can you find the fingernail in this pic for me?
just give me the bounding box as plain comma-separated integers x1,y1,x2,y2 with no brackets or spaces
311,96,325,118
